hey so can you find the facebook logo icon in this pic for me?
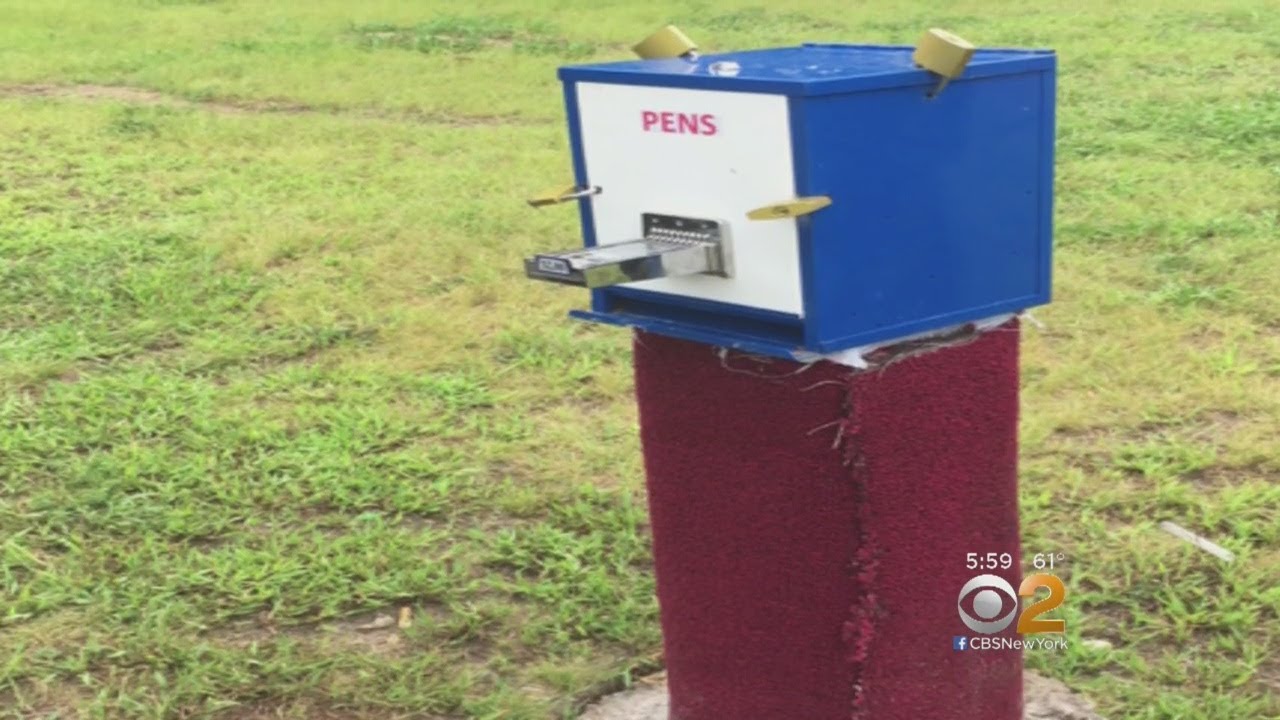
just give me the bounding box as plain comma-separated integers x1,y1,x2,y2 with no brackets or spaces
953,636,969,651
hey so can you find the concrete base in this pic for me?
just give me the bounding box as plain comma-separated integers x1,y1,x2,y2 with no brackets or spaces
580,671,1104,720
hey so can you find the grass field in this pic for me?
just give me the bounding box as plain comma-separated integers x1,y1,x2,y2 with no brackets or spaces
0,1,1278,718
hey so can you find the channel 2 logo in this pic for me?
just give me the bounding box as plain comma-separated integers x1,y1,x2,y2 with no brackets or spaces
957,573,1066,635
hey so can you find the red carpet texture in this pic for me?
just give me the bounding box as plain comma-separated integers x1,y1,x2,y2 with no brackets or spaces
632,322,1022,720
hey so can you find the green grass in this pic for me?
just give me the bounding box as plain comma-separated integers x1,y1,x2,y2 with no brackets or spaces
0,0,1277,718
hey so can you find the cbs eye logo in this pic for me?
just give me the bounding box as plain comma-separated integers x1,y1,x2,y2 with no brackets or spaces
957,574,1066,634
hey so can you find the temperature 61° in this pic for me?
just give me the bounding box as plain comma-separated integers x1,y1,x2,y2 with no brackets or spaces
1032,553,1066,570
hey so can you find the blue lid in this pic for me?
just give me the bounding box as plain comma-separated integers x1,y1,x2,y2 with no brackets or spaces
559,43,1055,96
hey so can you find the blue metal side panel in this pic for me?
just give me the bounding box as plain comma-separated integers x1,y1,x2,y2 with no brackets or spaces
1037,61,1058,303
796,69,1054,352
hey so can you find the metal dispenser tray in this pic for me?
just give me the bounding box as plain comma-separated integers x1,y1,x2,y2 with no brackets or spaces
525,213,729,289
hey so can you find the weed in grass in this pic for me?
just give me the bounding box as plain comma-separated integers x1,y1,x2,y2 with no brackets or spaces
697,7,845,33
351,17,596,58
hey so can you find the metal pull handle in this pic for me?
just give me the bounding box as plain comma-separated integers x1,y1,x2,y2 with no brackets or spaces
524,213,729,288
526,184,601,208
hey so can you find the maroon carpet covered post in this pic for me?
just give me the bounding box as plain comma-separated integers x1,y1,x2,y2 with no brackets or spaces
633,322,1023,720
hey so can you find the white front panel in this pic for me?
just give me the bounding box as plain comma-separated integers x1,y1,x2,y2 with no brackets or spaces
576,82,803,315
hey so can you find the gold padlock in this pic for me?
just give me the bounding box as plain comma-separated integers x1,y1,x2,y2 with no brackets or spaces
633,25,698,60
913,28,975,96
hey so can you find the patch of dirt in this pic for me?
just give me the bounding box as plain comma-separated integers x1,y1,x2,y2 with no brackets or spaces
7,82,171,104
0,681,93,720
1050,425,1112,442
1253,655,1280,696
1185,409,1247,441
0,83,543,127
1184,463,1274,488
1079,604,1133,646
215,701,384,720
205,604,448,657
1052,409,1248,447
1024,672,1107,720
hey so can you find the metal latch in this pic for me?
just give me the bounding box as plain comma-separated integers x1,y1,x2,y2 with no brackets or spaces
524,213,730,289
527,184,601,208
746,196,832,220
